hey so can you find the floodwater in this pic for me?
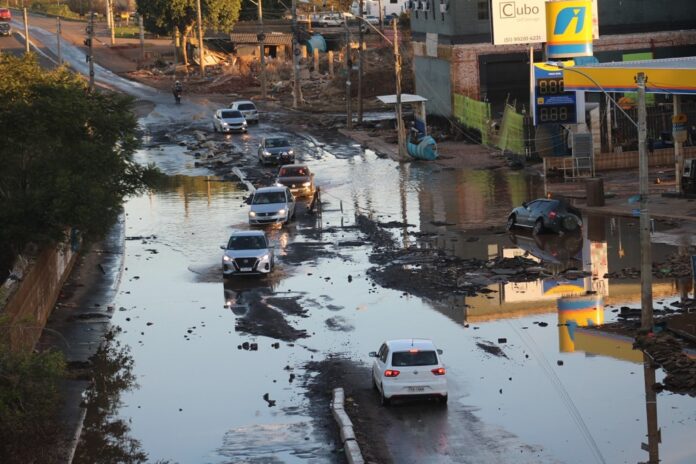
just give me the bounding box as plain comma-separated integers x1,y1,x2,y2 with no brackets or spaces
73,115,696,464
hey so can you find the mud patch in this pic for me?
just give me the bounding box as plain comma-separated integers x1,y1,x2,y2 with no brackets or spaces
282,241,346,265
476,341,509,358
324,316,354,332
265,296,308,318
236,299,309,342
303,356,393,464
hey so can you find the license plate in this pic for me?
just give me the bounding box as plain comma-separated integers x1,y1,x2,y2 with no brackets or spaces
240,267,252,272
407,386,425,392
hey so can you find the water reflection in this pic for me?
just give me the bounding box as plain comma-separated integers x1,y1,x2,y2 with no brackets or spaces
643,352,661,463
73,329,147,464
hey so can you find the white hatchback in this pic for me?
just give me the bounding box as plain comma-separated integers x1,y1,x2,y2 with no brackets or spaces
369,339,448,405
229,100,259,123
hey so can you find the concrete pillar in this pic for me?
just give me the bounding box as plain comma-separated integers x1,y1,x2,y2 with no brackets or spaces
313,48,319,73
674,95,684,195
301,45,307,59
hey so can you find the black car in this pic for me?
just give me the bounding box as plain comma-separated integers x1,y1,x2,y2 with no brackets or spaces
0,22,11,37
506,198,582,235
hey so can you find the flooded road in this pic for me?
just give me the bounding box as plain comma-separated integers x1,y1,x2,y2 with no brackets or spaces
70,111,696,464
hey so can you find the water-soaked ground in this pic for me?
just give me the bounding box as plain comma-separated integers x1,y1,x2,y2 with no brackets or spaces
70,107,696,464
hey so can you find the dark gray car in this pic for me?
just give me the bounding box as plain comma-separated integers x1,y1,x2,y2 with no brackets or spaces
258,136,295,166
507,198,582,235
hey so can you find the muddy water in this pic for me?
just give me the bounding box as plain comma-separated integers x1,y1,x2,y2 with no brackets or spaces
76,121,696,464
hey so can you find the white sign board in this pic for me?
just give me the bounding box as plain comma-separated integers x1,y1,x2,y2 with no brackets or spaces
491,0,599,45
491,0,547,45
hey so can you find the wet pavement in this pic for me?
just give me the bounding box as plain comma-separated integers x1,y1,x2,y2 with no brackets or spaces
14,19,696,464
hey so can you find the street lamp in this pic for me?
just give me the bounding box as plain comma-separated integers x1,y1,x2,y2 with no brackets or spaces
547,62,653,331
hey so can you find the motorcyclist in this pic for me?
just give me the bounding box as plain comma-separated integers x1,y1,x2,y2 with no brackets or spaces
172,80,183,103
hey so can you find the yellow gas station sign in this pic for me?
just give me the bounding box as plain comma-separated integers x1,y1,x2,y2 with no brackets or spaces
546,0,594,58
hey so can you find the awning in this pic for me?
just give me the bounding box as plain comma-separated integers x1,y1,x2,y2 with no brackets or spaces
561,56,696,95
377,94,428,105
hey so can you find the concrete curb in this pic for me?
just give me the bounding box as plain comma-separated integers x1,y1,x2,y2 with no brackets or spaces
331,387,364,464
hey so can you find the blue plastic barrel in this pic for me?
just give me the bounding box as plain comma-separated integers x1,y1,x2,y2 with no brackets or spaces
305,34,327,54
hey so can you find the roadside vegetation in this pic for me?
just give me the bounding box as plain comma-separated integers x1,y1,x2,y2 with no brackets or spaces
0,54,162,282
0,341,66,462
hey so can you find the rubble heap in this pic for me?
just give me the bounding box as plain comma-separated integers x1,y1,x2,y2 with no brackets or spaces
635,333,696,396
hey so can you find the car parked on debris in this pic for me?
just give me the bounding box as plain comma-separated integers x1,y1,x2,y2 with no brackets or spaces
0,8,11,21
369,339,448,406
221,230,274,277
228,100,258,123
0,22,10,36
506,198,582,235
275,164,315,197
315,14,342,27
258,136,295,166
365,15,380,26
248,186,296,226
212,109,247,133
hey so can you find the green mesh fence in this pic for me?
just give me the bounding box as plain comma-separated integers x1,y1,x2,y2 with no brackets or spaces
496,104,526,155
453,94,491,145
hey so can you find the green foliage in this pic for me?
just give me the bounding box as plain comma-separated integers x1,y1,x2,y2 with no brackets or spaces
137,0,242,36
0,346,66,462
0,54,161,254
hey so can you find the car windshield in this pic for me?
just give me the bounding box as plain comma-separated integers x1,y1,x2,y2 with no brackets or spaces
238,103,256,111
279,167,306,177
265,138,289,148
221,110,242,119
252,191,286,204
391,350,438,366
227,235,266,250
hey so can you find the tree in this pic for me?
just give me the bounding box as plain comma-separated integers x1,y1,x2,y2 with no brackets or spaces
137,0,242,65
0,55,160,260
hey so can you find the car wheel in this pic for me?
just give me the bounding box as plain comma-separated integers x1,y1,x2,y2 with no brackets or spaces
379,385,390,406
562,215,579,231
371,374,378,391
213,124,217,133
532,219,544,236
506,215,516,231
439,394,448,405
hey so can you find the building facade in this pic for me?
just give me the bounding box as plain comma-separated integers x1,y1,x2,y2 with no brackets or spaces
410,0,696,117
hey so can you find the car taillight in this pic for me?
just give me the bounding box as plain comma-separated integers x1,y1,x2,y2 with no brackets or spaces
384,369,400,377
431,367,446,376
548,211,557,219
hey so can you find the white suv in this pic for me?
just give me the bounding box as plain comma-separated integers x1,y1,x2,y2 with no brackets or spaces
369,339,448,405
228,100,259,124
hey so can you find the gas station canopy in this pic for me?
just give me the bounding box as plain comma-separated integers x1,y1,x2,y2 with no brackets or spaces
562,56,696,95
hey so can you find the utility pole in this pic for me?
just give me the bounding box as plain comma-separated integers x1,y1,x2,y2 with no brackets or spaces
357,0,364,124
196,0,205,74
138,13,145,63
108,0,115,46
56,16,62,64
291,0,300,108
393,19,406,161
344,18,352,129
258,0,267,99
378,0,383,33
637,72,653,331
22,7,30,54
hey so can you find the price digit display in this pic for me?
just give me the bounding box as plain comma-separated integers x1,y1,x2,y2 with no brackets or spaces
534,66,577,126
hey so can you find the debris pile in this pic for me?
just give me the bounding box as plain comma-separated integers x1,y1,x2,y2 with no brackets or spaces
604,252,694,279
635,333,696,396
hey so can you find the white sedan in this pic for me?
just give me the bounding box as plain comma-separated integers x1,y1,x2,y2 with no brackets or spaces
369,339,448,405
213,109,247,133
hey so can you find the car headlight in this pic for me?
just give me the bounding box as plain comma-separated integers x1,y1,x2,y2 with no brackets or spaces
223,255,232,262
302,181,311,187
222,122,228,126
259,254,270,262
243,121,247,126
263,151,271,156
249,211,256,217
288,150,294,155
278,209,286,216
